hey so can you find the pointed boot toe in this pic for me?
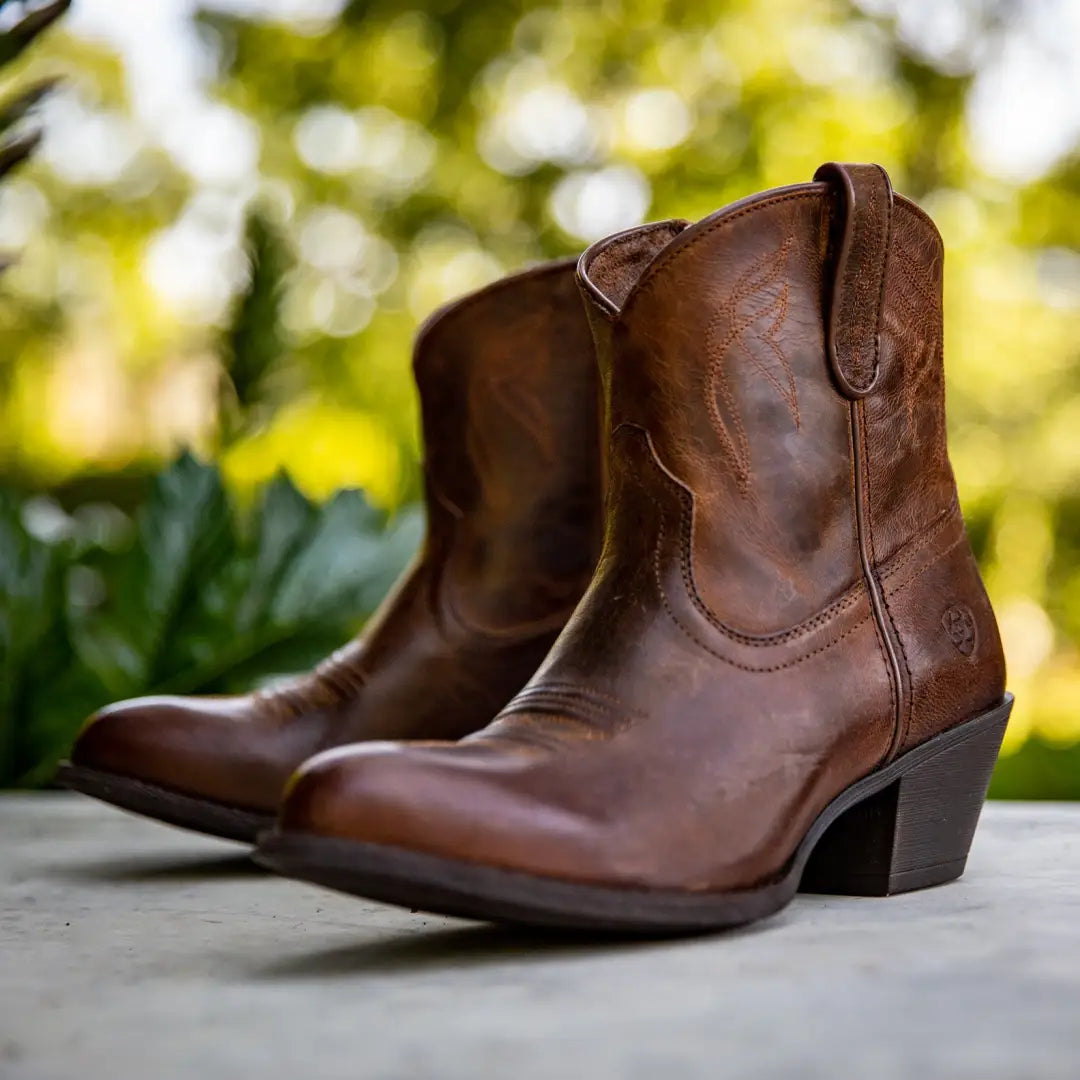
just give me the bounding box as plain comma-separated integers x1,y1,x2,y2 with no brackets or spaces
60,696,285,842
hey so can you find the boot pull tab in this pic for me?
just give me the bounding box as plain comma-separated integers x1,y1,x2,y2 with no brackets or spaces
814,162,894,399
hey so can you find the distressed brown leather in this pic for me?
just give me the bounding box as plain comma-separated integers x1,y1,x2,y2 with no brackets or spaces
69,259,604,813
277,164,1006,895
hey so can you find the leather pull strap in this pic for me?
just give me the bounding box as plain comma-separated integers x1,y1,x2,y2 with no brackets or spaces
814,162,894,398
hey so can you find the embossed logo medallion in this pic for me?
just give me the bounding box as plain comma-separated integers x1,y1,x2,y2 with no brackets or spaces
942,603,977,659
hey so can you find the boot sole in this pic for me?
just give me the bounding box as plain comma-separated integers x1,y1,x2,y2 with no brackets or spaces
255,695,1012,934
55,763,273,844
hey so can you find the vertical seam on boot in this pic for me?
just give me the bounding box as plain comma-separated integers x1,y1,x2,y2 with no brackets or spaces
860,399,913,759
852,398,906,764
850,403,895,768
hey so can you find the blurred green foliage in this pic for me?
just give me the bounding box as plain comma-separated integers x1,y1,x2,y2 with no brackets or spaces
0,0,1077,791
0,456,421,786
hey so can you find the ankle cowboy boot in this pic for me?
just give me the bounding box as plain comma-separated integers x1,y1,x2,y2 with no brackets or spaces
58,259,604,843
257,164,1011,933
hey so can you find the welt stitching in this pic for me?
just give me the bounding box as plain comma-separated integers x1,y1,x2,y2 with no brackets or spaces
635,433,864,645
621,190,820,323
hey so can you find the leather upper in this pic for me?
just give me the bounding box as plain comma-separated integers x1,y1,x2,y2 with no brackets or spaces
278,165,1007,893
70,260,604,812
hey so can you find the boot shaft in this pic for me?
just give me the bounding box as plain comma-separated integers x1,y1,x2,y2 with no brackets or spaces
577,163,1005,757
413,260,603,633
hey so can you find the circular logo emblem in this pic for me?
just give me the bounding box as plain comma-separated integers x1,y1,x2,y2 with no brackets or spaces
942,603,977,659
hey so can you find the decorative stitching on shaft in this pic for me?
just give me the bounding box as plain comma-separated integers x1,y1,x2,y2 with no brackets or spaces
622,424,867,648
621,190,820,324
643,469,872,673
704,238,798,494
882,532,966,599
878,498,960,581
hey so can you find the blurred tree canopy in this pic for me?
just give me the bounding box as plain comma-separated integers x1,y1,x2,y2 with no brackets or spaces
0,0,1077,788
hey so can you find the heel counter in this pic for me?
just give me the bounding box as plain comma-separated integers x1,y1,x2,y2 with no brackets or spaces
880,508,1007,755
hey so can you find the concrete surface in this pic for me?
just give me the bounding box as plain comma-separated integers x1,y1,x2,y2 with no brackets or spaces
1,795,1079,1080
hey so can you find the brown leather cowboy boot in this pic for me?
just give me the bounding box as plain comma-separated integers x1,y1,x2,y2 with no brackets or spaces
257,164,1011,933
57,259,603,843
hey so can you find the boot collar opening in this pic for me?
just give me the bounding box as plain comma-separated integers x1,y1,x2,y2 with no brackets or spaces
577,219,690,315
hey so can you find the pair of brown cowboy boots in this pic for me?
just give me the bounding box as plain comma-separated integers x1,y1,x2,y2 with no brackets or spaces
60,163,1011,933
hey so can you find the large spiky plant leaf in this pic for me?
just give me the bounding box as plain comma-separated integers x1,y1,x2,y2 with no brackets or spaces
218,209,294,445
1,455,422,788
0,74,57,126
0,124,39,177
0,1,70,274
0,0,70,67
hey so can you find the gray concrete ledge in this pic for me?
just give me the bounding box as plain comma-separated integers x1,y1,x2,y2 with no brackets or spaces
2,794,1079,1079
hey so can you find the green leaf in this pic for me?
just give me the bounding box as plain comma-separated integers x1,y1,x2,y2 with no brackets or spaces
0,461,423,786
0,128,41,179
235,470,317,633
0,77,60,135
0,0,71,68
14,661,108,788
152,484,420,696
211,628,360,692
270,488,414,628
219,210,293,445
154,470,314,689
360,502,425,612
70,453,232,695
0,493,69,782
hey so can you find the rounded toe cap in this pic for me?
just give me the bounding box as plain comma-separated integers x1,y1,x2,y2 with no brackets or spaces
73,696,187,774
274,737,600,883
278,741,439,842
69,695,282,811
